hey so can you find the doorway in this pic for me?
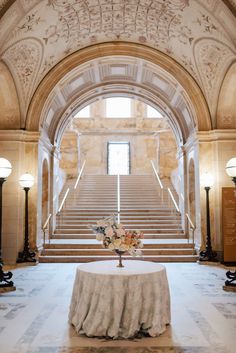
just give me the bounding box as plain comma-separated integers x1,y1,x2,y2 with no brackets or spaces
107,142,130,175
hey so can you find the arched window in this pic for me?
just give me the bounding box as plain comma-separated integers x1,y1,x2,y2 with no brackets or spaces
106,97,131,118
147,105,163,118
74,105,90,118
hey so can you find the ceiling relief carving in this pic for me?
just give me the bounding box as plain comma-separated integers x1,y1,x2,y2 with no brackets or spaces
2,38,43,116
0,0,235,127
193,38,236,120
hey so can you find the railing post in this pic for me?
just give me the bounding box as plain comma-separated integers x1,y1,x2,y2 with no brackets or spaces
186,213,195,246
42,213,52,247
74,160,86,190
167,187,180,214
150,160,163,200
117,174,120,223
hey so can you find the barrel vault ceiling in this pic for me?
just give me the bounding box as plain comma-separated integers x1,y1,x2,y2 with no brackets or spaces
0,0,235,127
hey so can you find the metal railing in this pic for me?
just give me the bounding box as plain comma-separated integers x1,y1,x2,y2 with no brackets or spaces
74,160,86,190
150,160,163,190
57,160,86,217
167,187,180,213
186,212,196,246
42,213,52,246
58,187,70,213
117,174,120,223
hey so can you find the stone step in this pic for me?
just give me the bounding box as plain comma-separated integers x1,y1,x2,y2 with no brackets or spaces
65,206,171,210
54,225,182,232
56,220,182,226
57,222,182,227
60,208,180,217
57,215,181,223
50,175,186,264
52,233,186,239
44,241,194,249
39,254,198,263
42,248,196,256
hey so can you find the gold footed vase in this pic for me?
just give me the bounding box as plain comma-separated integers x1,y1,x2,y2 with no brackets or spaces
115,250,126,268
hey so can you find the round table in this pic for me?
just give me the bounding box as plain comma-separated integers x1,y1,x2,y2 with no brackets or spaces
68,260,171,338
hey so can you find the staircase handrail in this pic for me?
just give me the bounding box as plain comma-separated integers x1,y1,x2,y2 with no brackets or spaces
186,213,195,230
186,213,195,246
42,213,52,246
150,160,163,189
117,174,120,223
42,213,52,231
74,160,86,190
58,187,70,213
167,187,180,213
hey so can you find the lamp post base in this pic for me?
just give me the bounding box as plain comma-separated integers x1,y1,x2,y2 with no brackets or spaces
0,264,15,289
17,250,37,263
199,249,218,262
224,270,236,287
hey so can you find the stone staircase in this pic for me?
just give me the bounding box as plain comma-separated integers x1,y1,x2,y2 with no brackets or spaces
39,174,197,262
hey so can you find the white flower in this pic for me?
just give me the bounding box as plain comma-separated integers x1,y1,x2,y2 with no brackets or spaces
97,220,107,227
108,243,115,250
120,244,129,251
96,233,104,241
105,226,114,237
116,228,125,237
128,249,136,256
113,239,122,248
138,241,144,248
135,249,142,256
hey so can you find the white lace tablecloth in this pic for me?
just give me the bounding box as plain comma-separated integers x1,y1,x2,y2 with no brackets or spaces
68,260,171,338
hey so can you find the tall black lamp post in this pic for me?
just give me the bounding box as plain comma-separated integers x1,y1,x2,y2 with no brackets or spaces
224,158,236,287
17,173,37,263
199,172,217,261
0,157,15,290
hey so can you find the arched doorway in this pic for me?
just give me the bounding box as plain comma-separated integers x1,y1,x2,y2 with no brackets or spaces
24,43,211,245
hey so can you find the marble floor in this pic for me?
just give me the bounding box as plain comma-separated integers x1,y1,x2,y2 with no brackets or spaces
0,262,236,353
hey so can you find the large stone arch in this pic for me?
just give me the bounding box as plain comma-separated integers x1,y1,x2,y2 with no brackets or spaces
54,87,184,148
27,43,211,141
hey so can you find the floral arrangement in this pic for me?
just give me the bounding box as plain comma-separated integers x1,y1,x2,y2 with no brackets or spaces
91,216,144,256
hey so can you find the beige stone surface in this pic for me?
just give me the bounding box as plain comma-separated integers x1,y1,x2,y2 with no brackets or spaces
59,100,177,177
0,61,20,129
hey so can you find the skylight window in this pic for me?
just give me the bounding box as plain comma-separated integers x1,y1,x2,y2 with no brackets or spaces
106,97,131,118
74,105,90,118
147,105,163,118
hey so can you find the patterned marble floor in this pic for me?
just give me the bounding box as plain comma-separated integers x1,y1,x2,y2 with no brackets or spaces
0,262,236,353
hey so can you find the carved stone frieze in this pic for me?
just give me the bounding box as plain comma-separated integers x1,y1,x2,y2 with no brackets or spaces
193,38,236,123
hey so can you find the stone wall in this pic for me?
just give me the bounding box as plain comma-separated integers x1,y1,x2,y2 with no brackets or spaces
60,100,178,177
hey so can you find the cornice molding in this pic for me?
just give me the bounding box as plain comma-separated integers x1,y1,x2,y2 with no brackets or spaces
197,129,236,142
0,129,40,142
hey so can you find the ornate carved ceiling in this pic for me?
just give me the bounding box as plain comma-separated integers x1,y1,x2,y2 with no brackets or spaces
0,0,235,127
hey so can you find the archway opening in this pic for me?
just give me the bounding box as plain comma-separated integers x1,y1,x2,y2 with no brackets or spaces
59,97,178,183
31,44,210,253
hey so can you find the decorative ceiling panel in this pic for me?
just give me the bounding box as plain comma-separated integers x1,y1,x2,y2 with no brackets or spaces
0,0,235,122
